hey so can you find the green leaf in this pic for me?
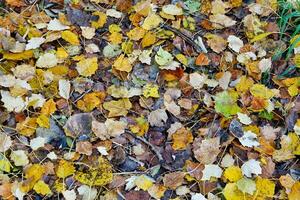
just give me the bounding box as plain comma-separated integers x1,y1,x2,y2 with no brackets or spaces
155,47,173,66
236,178,257,195
214,91,241,118
184,0,201,13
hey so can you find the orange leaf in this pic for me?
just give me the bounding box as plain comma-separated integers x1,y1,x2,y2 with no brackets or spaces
195,53,210,66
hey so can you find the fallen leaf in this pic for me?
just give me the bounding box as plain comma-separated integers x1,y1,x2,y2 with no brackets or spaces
103,98,132,117
241,159,262,177
58,79,71,100
113,54,132,72
201,164,223,181
76,57,98,76
148,109,168,127
172,127,193,150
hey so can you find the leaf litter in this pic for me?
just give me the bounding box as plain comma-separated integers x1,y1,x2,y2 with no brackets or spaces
0,0,300,199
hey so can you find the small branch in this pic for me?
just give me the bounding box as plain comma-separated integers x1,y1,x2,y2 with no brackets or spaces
126,131,171,170
163,24,202,53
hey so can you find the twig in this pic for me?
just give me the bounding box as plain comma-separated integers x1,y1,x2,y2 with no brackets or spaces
162,24,202,53
126,131,170,170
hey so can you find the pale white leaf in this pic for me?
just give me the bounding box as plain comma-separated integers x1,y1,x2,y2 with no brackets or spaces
30,137,46,150
36,53,58,68
0,133,12,152
10,150,29,166
77,185,97,200
227,35,243,53
59,79,71,100
239,131,259,148
258,58,272,73
106,9,123,18
62,190,76,200
201,164,223,180
241,159,262,177
80,26,96,40
237,112,252,125
1,90,26,112
148,109,168,127
162,4,183,15
25,37,45,50
47,19,70,31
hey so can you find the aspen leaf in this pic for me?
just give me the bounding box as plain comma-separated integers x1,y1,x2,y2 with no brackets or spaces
41,99,56,116
142,32,156,48
162,4,183,15
223,166,243,182
172,127,193,150
77,92,105,112
143,84,160,98
10,150,29,166
56,160,75,178
142,13,163,30
91,11,107,29
58,79,71,100
37,114,50,128
201,164,223,181
2,50,34,60
103,98,132,117
113,54,132,72
127,27,146,41
61,30,80,45
33,181,52,196
76,57,98,76
236,178,256,195
75,157,113,186
135,175,154,191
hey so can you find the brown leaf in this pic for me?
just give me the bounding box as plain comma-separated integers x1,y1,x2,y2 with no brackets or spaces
163,171,185,190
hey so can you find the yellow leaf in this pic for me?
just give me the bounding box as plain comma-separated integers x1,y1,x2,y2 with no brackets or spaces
172,127,193,150
75,157,113,186
3,50,34,60
250,32,273,43
56,47,68,59
127,27,146,41
109,24,121,33
175,54,188,66
109,32,123,44
121,41,133,54
223,183,246,200
21,164,45,193
223,166,243,182
61,30,80,45
41,99,56,116
255,177,275,199
288,84,299,97
33,181,52,196
143,84,160,98
103,98,132,117
142,31,157,48
135,175,154,191
77,92,105,112
129,116,149,136
91,11,107,29
48,65,69,76
0,159,11,173
37,114,50,128
16,117,37,137
142,13,163,30
289,181,300,200
56,160,75,179
236,76,254,93
76,57,98,77
250,84,275,99
113,54,132,72
54,179,65,193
